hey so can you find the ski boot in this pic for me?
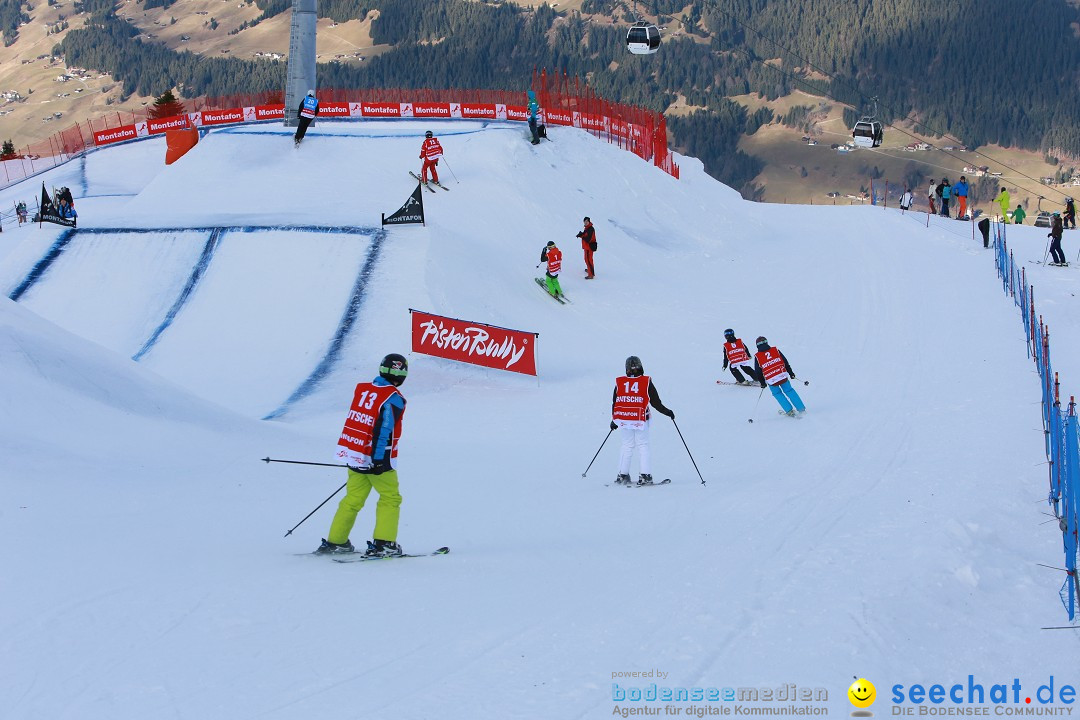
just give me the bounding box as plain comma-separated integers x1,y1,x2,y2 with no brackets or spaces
364,540,404,558
637,473,654,486
314,538,355,554
615,474,632,486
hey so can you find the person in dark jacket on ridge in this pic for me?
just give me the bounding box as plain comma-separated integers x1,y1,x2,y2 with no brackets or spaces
294,90,319,148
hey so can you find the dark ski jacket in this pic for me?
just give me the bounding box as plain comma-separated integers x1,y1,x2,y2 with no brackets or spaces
1050,216,1063,240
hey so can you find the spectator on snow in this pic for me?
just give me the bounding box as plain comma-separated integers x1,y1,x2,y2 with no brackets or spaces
1065,198,1076,230
576,216,597,279
1048,213,1066,266
16,201,28,224
527,90,542,145
978,217,991,248
1011,205,1026,225
954,176,970,219
939,178,952,218
57,196,77,224
995,187,1011,223
899,188,913,211
927,179,937,215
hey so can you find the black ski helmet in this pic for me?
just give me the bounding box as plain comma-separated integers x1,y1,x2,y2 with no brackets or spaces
724,328,735,339
425,130,433,138
755,336,769,349
625,355,644,377
379,353,408,386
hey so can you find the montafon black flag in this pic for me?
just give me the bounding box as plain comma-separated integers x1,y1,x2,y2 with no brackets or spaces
32,182,76,228
382,183,425,226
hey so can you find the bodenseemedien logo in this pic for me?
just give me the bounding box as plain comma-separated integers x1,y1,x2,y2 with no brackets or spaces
849,678,877,717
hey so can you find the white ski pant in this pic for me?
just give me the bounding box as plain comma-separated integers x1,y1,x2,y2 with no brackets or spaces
618,422,651,475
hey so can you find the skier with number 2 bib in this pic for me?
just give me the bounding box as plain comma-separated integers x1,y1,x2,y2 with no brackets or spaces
753,337,806,417
611,356,674,486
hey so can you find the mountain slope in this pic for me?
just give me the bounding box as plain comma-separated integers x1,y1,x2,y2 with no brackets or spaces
0,121,1073,719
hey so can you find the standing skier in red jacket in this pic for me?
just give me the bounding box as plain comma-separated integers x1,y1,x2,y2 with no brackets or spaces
419,130,444,185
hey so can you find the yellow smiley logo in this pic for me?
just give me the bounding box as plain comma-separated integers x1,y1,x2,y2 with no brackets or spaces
848,678,876,708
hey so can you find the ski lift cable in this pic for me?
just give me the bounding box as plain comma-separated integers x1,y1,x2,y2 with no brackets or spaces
706,2,1074,204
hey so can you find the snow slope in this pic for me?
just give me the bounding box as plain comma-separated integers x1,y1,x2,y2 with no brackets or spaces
0,121,1076,720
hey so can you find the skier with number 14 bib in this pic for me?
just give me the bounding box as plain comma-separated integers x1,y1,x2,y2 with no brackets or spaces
611,356,674,486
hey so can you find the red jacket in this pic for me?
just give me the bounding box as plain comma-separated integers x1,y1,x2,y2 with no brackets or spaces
420,137,444,161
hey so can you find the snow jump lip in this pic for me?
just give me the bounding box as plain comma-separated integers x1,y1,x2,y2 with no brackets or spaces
8,224,387,420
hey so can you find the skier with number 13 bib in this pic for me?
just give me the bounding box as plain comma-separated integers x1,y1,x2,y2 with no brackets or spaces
611,356,674,486
317,353,409,557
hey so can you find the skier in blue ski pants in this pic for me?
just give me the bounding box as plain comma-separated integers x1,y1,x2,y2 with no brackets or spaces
753,337,806,415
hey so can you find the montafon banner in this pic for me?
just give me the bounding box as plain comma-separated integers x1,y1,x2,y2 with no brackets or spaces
410,309,538,376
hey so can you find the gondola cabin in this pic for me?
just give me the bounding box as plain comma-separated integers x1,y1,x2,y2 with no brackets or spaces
627,22,661,55
851,118,883,148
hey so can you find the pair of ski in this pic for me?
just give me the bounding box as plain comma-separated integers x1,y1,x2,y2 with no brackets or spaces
605,479,673,488
716,380,759,387
301,546,450,563
1030,260,1074,268
535,277,570,304
409,172,450,193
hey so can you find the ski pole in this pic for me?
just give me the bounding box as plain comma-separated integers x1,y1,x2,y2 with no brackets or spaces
283,481,348,537
581,428,614,477
441,157,460,184
1043,237,1052,265
263,457,350,469
670,418,706,486
748,387,765,424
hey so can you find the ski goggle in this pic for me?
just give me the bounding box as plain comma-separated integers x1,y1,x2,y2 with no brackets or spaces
380,362,408,378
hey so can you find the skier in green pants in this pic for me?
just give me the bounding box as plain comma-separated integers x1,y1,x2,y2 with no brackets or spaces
540,240,564,299
317,353,409,557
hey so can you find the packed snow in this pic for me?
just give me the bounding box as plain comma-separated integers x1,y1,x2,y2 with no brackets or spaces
0,120,1076,720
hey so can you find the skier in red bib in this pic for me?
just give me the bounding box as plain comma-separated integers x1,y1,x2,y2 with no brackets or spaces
753,337,805,417
419,130,444,185
317,353,409,557
721,328,761,385
610,355,675,486
539,240,565,299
